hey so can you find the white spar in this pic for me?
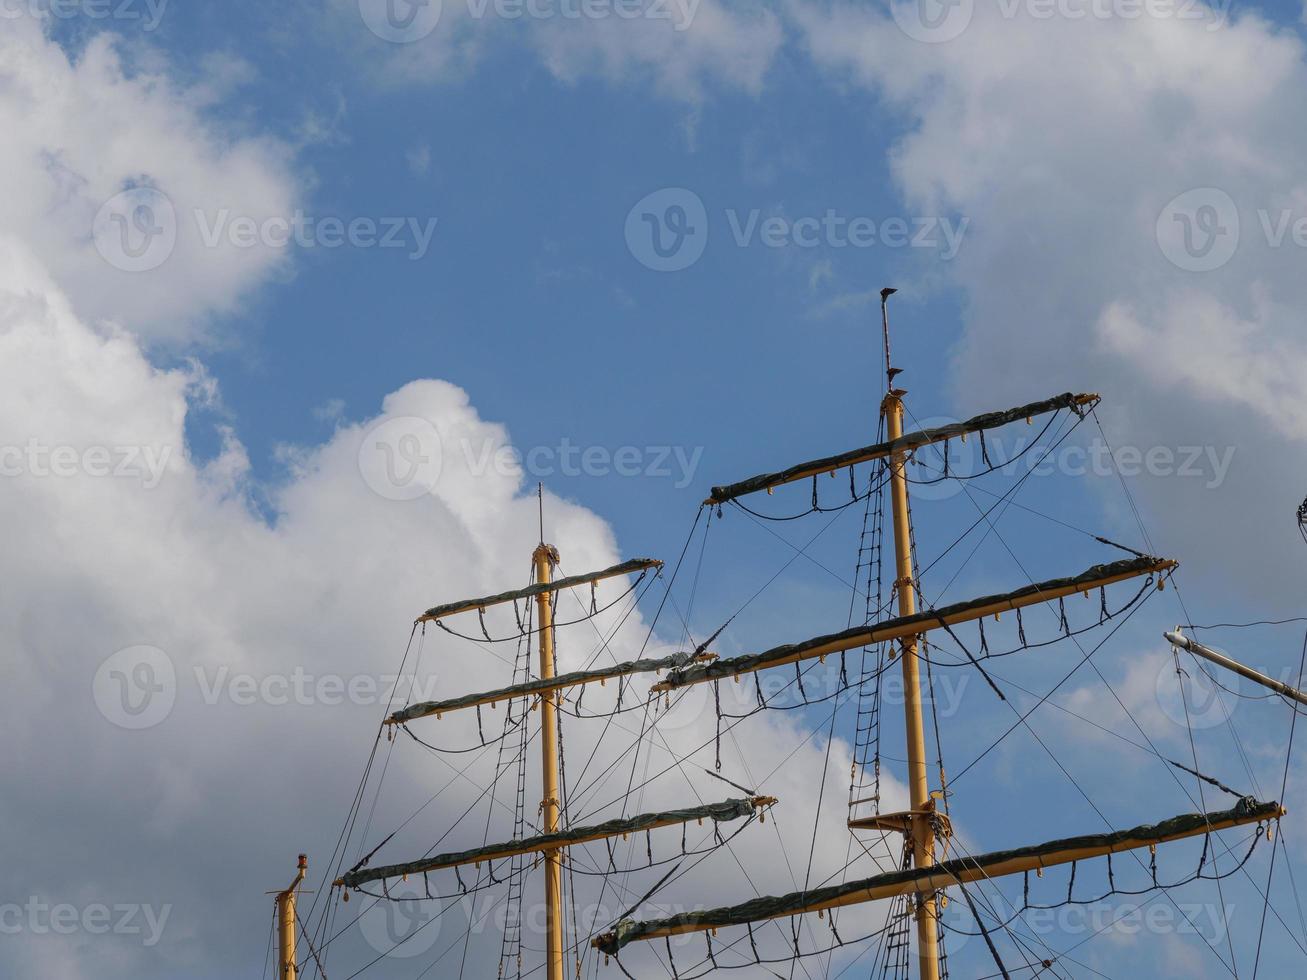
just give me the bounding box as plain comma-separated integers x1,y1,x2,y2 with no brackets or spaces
1165,627,1307,707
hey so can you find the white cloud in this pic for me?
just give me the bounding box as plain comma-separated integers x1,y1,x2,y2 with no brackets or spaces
338,0,783,100
406,143,433,175
0,14,298,343
528,0,783,97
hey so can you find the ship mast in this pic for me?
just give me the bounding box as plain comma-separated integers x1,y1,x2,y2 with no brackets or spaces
594,294,1286,974
533,540,566,980
274,855,307,980
880,290,941,980
335,527,779,974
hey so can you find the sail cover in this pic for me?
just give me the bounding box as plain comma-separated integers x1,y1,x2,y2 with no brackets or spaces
707,392,1097,504
389,651,710,723
595,797,1282,954
417,557,662,622
340,797,760,889
657,556,1171,690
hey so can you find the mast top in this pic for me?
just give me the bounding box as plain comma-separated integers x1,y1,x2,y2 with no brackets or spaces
880,285,898,393
537,481,545,546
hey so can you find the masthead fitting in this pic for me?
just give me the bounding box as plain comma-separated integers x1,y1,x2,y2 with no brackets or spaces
537,482,545,546
880,286,899,393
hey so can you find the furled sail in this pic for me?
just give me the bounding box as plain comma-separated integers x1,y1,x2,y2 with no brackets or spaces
417,557,662,623
340,796,772,889
706,392,1099,504
595,797,1283,954
388,651,715,724
655,556,1175,691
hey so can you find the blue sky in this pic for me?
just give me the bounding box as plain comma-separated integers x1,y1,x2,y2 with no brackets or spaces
8,1,1307,978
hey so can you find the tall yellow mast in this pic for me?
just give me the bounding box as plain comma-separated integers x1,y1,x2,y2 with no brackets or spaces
883,389,941,980
534,542,566,980
335,546,780,978
879,287,940,980
275,854,307,980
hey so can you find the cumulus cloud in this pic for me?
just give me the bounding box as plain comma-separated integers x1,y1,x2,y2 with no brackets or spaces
0,14,298,343
339,0,783,100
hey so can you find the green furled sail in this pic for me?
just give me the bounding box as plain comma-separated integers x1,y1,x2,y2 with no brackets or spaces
341,797,764,889
707,392,1097,504
595,798,1282,955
